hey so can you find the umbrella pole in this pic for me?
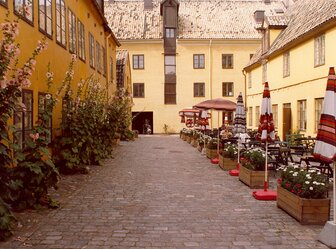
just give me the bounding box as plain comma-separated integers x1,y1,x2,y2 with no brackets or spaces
334,161,335,225
264,141,268,192
217,111,220,158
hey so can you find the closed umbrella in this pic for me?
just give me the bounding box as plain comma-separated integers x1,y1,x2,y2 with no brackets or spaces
193,98,236,163
316,67,336,248
253,82,277,200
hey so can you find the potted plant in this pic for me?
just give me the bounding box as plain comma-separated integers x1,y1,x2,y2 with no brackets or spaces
191,130,201,147
219,143,238,170
239,148,267,188
206,137,218,159
185,129,193,143
277,165,330,224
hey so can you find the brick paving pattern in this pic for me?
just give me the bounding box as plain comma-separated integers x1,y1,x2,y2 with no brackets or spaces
0,135,329,249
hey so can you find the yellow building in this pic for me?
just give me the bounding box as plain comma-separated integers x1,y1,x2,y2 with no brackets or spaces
0,0,119,146
244,0,336,140
105,0,286,134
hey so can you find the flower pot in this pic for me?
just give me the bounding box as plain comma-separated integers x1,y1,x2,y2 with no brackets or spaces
277,186,330,225
219,154,237,170
239,165,267,189
206,148,218,159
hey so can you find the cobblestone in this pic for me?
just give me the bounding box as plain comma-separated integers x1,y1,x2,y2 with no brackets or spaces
0,135,329,248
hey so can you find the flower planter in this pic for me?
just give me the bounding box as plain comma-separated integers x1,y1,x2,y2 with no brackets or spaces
197,144,204,152
239,165,266,189
277,186,330,225
219,154,237,170
206,148,218,159
186,136,192,143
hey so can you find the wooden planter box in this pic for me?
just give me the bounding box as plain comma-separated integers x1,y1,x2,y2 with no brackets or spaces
206,148,218,159
219,155,237,170
186,136,192,143
239,165,266,189
191,139,198,147
197,144,204,152
277,186,330,225
182,134,187,141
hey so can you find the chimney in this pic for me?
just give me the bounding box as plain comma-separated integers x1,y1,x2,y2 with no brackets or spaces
254,10,265,24
144,0,153,10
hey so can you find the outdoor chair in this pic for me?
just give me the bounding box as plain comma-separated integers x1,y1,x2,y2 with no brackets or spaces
300,156,333,178
289,146,306,163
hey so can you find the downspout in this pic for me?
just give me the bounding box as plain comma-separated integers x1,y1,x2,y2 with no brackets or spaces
242,69,247,107
209,39,213,127
105,33,112,100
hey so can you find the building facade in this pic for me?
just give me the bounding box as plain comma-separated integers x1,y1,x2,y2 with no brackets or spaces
105,0,286,134
244,0,336,140
0,0,119,146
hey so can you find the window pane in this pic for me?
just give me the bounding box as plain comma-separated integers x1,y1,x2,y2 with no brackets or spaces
165,65,175,74
165,55,175,65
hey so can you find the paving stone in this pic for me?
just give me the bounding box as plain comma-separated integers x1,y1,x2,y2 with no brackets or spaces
0,136,330,249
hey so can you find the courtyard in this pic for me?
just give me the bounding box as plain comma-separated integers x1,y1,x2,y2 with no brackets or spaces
0,136,330,249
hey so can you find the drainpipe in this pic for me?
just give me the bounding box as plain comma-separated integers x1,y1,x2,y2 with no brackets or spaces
209,39,213,127
242,69,247,108
106,33,112,99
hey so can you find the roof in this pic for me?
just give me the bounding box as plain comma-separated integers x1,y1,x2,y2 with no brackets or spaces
105,0,286,40
266,15,289,27
245,0,336,69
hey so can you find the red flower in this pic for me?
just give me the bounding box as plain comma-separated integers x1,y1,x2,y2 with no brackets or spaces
277,178,282,184
296,183,301,188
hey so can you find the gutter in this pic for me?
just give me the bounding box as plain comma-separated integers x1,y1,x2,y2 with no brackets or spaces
209,39,213,127
242,69,247,109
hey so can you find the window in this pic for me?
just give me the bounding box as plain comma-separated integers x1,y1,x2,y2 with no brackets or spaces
133,83,144,98
56,0,66,47
38,0,52,37
298,100,307,131
248,72,252,88
96,42,101,73
14,90,33,148
255,106,260,127
262,62,267,83
222,82,234,97
315,98,323,132
248,107,252,126
38,93,52,143
194,83,205,97
1,0,8,7
193,54,205,69
109,57,113,83
272,104,278,129
283,51,290,77
102,47,106,76
78,20,85,61
165,28,175,38
68,9,76,54
222,54,233,69
165,55,176,75
89,33,95,68
14,0,33,24
133,54,144,69
314,34,325,67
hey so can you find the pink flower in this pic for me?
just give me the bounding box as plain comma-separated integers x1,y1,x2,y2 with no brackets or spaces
21,79,31,87
0,79,7,89
29,133,39,141
71,54,77,61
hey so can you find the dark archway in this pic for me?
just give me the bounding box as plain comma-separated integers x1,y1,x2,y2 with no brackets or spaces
132,112,154,134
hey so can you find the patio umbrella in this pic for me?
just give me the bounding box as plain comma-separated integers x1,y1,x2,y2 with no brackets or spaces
232,93,249,172
253,82,277,200
193,98,236,163
315,67,336,248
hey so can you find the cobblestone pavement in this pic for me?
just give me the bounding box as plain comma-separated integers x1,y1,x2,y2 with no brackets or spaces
0,135,330,249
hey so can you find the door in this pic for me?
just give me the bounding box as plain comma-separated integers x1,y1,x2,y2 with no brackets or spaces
282,103,291,141
132,111,154,134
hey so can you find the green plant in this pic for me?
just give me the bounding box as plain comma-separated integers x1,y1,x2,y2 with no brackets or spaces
277,165,329,199
222,143,238,159
0,198,16,241
163,124,169,134
241,148,265,171
206,137,218,150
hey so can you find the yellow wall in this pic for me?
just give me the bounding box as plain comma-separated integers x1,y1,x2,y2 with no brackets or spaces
120,39,260,133
246,26,336,139
0,0,118,137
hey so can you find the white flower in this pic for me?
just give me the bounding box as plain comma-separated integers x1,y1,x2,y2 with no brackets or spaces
309,186,313,190
321,183,325,186
313,181,317,185
292,172,298,177
305,181,310,184
45,94,51,100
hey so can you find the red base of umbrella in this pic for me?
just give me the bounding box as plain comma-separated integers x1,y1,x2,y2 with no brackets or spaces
211,158,219,164
252,190,277,201
229,169,239,176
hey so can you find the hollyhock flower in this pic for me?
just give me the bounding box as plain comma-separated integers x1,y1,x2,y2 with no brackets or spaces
45,94,51,100
29,133,39,141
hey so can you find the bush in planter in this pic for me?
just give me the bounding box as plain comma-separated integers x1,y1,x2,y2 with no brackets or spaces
277,165,329,199
222,143,238,159
241,148,265,171
206,137,218,150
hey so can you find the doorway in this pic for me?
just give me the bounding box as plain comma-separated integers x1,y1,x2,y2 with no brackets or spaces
282,103,291,141
132,111,154,134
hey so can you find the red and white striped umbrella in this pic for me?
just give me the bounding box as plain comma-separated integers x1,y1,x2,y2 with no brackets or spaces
253,82,277,200
233,92,247,135
256,82,275,142
313,67,336,163
313,67,336,229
